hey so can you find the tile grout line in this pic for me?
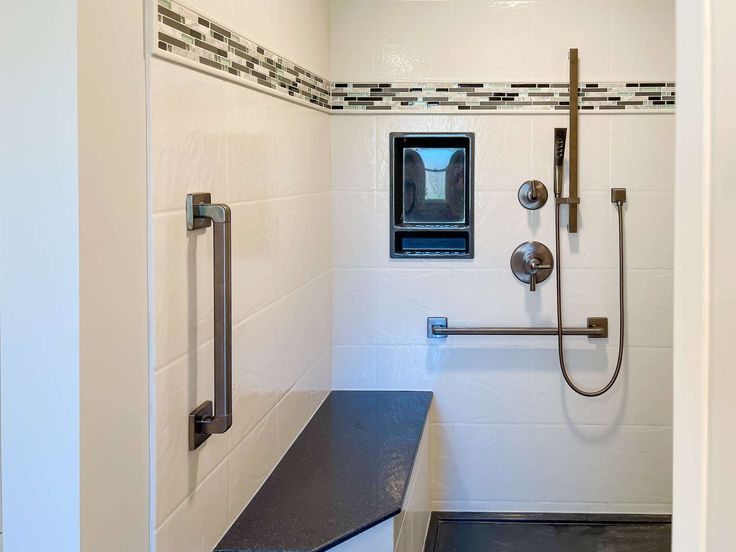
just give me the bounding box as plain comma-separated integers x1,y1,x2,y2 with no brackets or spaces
155,347,331,533
153,268,331,375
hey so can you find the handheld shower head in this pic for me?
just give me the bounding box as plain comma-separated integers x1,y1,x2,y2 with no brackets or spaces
553,128,567,196
554,128,567,166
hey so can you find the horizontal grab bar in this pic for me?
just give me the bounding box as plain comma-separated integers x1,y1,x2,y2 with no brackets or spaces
426,317,608,339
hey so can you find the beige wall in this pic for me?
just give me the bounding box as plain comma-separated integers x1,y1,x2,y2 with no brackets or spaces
149,2,332,550
78,0,150,550
673,0,736,549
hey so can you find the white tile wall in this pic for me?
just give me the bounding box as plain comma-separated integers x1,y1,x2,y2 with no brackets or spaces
331,110,674,511
329,0,675,83
150,44,331,551
150,1,675,548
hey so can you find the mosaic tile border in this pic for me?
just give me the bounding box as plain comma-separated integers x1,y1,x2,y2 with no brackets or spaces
331,81,675,112
154,0,330,109
153,0,675,114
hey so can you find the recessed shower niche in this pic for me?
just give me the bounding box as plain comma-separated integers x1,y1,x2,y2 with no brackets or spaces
390,133,474,258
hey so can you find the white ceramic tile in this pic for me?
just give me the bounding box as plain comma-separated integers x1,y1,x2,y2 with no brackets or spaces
431,422,670,505
609,0,676,81
332,191,376,267
273,0,330,77
625,269,673,348
372,0,455,81
607,426,673,504
531,0,612,82
150,59,229,214
332,269,378,345
621,191,674,269
374,345,450,391
423,346,671,426
329,0,376,81
275,351,331,455
153,211,214,370
225,93,276,203
229,200,280,323
273,102,331,197
155,458,230,552
228,303,284,449
332,345,377,390
227,409,279,520
329,0,673,83
155,342,230,525
331,116,377,191
611,115,675,191
578,116,612,192
448,0,535,81
273,194,332,294
274,274,332,395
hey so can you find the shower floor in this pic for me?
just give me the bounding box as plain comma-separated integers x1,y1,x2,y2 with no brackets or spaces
424,513,672,552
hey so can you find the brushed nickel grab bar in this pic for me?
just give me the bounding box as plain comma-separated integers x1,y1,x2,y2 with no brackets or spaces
186,193,233,451
426,317,608,339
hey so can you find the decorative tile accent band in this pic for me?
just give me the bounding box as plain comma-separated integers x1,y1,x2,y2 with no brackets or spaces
155,0,330,109
153,0,675,113
331,82,676,112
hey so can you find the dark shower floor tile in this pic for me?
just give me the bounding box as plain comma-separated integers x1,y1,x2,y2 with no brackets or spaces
424,513,672,552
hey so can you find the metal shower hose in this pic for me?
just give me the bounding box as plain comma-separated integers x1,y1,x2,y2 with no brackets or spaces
554,200,625,397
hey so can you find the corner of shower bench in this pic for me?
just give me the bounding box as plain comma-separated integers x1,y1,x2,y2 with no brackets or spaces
214,390,433,552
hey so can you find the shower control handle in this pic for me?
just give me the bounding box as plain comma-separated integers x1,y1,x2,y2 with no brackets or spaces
511,241,554,293
528,258,552,292
186,193,233,451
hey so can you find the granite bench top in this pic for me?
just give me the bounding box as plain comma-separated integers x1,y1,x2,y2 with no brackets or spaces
214,390,433,552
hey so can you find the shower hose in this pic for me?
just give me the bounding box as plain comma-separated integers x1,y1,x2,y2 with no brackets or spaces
554,198,625,397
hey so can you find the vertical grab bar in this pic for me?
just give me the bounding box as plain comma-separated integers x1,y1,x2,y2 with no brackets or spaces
186,193,233,450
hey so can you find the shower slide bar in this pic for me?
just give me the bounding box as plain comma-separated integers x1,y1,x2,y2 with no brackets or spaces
426,316,608,339
186,193,233,451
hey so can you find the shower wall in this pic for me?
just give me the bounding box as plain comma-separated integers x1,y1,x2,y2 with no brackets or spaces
330,0,674,513
150,2,331,551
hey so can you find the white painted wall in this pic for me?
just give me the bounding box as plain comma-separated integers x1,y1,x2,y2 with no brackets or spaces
672,0,736,549
330,0,674,513
1,1,150,551
78,0,150,550
0,1,80,549
149,3,332,551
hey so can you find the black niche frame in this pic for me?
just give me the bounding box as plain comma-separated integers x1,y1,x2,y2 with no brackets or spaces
389,132,475,259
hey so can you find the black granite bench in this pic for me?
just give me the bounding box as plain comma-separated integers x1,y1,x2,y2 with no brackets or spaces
215,390,433,552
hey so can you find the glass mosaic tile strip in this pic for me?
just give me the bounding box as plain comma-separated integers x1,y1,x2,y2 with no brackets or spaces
153,1,675,113
330,82,676,112
155,0,330,109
